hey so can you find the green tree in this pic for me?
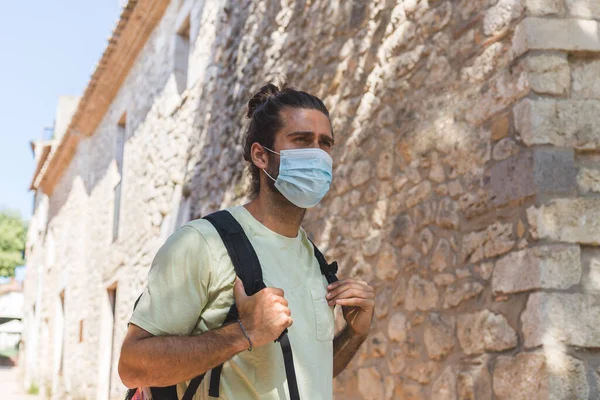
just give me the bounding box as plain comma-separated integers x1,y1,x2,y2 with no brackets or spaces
0,210,27,277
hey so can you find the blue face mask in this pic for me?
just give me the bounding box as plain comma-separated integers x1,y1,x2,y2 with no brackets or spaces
262,146,333,209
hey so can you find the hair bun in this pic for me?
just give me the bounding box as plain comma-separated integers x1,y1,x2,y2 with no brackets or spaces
246,83,280,118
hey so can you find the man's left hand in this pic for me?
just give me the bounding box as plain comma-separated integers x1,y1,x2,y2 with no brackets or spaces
326,279,375,337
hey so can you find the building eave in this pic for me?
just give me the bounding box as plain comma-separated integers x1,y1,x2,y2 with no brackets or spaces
29,143,53,191
38,0,171,196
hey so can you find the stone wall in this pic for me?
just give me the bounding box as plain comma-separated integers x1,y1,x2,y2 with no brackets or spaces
22,0,600,399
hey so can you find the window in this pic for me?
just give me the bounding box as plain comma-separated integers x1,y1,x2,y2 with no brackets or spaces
160,184,192,242
175,191,192,229
108,286,117,318
35,191,49,234
113,114,126,242
46,230,55,268
32,191,38,215
174,15,190,94
113,182,122,242
57,290,65,376
98,284,118,400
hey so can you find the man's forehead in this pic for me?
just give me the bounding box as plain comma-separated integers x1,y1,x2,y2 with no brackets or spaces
280,108,332,136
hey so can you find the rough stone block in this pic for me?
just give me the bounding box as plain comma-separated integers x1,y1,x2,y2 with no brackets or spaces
577,167,600,193
521,292,600,348
572,59,600,99
492,138,519,161
431,238,453,272
435,198,459,230
458,356,493,400
393,378,425,400
358,367,385,400
566,0,600,19
493,352,589,400
463,222,515,264
443,281,485,309
387,349,405,376
525,0,565,15
512,18,600,58
514,98,600,150
424,314,455,361
370,332,388,358
376,244,400,281
406,275,438,311
457,310,517,355
388,312,408,342
461,43,504,84
350,160,372,187
490,148,576,206
432,367,456,400
492,245,581,294
406,181,432,208
491,114,510,141
484,0,525,36
403,361,439,384
465,70,530,125
521,53,570,95
527,199,600,245
582,250,600,294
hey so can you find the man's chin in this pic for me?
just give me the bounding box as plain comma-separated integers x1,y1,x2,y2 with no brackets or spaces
269,184,306,211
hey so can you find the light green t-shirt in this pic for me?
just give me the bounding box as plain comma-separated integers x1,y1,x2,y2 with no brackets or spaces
129,205,335,400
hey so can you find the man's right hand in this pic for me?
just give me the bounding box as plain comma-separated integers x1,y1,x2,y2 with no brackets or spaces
234,277,292,348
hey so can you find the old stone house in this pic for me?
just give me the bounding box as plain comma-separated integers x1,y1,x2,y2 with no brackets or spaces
22,0,600,399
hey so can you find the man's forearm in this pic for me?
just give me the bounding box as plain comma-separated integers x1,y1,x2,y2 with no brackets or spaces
119,322,249,388
332,324,368,377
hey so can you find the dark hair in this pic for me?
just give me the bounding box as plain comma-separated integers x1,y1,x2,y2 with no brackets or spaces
243,82,331,198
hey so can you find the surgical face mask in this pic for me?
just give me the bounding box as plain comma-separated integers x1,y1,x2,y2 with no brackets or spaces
262,146,333,209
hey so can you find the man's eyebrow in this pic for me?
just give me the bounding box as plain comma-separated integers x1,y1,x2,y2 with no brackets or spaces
287,131,335,143
286,131,315,136
322,134,335,145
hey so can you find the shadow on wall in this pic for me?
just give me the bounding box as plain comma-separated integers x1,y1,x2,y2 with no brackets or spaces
46,3,200,227
164,0,518,286
185,0,257,218
183,0,403,218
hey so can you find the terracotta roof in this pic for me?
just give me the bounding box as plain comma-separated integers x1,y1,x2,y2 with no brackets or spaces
29,142,53,190
35,0,170,195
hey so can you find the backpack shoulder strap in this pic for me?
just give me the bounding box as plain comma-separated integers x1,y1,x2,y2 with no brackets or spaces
203,210,301,400
202,210,272,399
309,239,339,285
203,210,265,294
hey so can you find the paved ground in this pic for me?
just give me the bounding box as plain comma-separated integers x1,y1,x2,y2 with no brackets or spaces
0,365,39,400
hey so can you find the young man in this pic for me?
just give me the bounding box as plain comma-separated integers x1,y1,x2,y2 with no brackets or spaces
118,84,375,399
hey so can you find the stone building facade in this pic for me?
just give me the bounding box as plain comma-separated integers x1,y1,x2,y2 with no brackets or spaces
22,0,600,399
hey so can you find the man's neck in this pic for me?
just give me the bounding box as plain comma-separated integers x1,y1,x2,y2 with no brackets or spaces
244,191,305,238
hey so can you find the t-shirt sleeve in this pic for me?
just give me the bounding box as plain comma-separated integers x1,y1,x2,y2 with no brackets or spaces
129,225,213,336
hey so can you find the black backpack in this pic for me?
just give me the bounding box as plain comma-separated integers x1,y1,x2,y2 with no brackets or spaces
125,210,339,400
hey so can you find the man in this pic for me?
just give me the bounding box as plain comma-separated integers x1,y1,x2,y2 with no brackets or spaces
118,84,375,399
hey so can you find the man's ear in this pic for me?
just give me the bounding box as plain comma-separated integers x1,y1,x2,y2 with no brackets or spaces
251,142,269,170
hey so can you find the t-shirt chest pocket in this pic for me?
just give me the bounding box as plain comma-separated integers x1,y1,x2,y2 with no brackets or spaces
310,287,335,341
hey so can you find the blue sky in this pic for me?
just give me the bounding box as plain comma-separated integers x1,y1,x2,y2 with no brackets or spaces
0,1,122,221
